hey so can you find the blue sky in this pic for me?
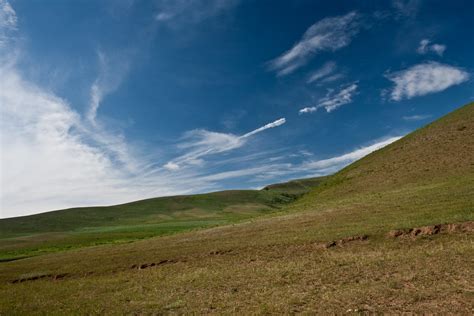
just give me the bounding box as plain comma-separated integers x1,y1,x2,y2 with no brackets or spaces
1,0,473,217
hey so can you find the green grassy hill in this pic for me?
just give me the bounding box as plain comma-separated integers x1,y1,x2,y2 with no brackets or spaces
0,177,322,260
0,102,473,314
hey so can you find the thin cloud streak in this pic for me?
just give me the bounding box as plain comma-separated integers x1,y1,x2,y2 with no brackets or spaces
163,118,286,171
242,118,286,138
268,11,361,76
87,50,131,124
154,0,239,27
402,114,432,121
307,61,337,83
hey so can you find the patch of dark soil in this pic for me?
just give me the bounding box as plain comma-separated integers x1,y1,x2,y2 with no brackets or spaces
11,273,69,284
209,249,233,256
387,221,474,239
324,235,368,249
130,259,178,270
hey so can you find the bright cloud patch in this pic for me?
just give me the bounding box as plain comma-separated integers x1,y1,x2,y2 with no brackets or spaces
300,83,358,114
319,83,358,112
299,107,317,114
269,11,361,76
417,39,446,56
387,62,469,101
0,66,144,216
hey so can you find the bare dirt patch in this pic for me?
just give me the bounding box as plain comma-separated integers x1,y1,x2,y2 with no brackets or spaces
387,221,474,239
324,235,369,249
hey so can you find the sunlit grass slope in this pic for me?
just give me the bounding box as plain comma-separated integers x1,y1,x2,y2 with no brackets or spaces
0,102,473,314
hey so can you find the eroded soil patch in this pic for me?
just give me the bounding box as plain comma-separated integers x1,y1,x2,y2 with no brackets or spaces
387,221,474,238
324,235,369,249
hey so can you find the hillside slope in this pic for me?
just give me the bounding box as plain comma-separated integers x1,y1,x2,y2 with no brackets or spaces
0,102,473,314
303,101,474,198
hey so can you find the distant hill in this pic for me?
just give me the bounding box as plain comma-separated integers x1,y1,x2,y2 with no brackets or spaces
0,176,323,260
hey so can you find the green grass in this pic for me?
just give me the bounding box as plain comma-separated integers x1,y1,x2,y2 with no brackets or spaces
0,102,473,314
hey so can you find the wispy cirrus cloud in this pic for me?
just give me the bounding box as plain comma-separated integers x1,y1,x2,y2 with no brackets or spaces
386,62,469,101
88,50,131,124
417,39,446,56
163,118,286,171
154,0,238,26
268,11,361,76
249,136,402,182
300,136,401,173
0,0,16,49
402,114,431,121
307,61,337,83
392,0,422,19
299,82,358,114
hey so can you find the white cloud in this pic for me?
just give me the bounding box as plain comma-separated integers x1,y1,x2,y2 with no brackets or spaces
163,118,286,171
300,82,358,114
402,114,431,121
386,62,469,101
268,11,361,76
242,118,286,137
88,50,130,124
417,39,446,56
307,61,337,83
163,161,180,171
299,107,317,114
319,83,358,112
0,65,144,217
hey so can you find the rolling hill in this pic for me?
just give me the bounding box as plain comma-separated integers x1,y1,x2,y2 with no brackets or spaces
0,102,473,314
0,177,323,261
